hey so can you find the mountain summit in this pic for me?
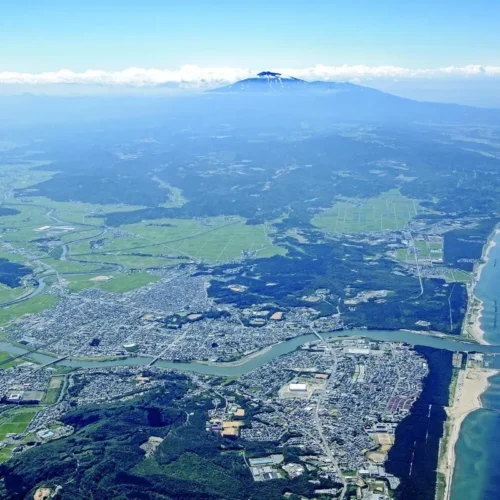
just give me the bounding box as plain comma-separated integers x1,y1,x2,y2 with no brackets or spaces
206,70,500,125
211,71,361,94
211,71,311,93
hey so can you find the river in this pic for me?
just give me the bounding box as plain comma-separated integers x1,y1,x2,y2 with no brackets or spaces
451,230,500,500
4,244,500,497
2,328,500,377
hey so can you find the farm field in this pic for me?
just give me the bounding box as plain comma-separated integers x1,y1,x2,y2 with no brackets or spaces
0,295,59,327
40,257,105,275
0,204,56,247
13,196,148,225
0,351,23,369
0,161,55,199
73,217,286,265
98,273,162,293
0,407,39,463
75,253,180,270
65,272,161,293
0,407,39,441
313,190,420,233
395,238,444,264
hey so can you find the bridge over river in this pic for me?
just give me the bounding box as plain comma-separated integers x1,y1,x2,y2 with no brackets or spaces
1,328,498,378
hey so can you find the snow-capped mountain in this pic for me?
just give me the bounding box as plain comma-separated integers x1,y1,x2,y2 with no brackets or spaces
212,71,316,93
206,70,500,125
210,70,381,94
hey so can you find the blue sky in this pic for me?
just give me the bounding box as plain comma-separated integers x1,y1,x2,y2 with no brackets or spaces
1,0,500,71
1,1,500,106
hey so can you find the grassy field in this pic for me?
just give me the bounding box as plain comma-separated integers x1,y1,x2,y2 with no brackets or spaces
65,272,161,293
396,238,444,264
394,238,469,283
0,407,38,440
0,163,285,322
0,445,14,464
0,351,23,369
73,217,285,266
0,250,29,265
0,295,58,327
443,269,472,283
99,273,161,292
43,376,64,404
0,285,33,305
1,161,284,277
75,253,180,270
0,204,55,248
313,190,420,233
9,196,147,225
0,161,55,198
41,258,105,275
0,407,39,463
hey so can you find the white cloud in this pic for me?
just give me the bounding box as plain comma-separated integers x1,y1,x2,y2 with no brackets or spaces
1,64,499,87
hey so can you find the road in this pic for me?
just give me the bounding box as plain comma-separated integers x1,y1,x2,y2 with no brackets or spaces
311,328,347,499
408,231,424,298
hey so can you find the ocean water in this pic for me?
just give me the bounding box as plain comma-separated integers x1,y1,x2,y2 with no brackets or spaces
475,232,500,345
451,363,500,500
451,230,500,500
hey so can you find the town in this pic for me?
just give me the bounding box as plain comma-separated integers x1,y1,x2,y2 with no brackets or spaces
0,338,428,499
203,338,428,499
4,266,342,363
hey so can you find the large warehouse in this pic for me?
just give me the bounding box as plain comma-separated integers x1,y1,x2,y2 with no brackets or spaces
289,383,308,392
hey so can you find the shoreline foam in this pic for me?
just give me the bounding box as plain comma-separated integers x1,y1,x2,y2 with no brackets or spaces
439,366,499,500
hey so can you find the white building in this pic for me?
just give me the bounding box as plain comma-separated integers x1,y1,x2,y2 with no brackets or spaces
289,383,307,392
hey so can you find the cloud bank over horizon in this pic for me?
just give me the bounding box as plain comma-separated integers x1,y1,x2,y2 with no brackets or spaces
1,64,500,88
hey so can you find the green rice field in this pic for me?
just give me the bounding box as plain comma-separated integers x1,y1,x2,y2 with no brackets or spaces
313,190,420,233
72,217,285,266
0,407,39,463
395,239,444,264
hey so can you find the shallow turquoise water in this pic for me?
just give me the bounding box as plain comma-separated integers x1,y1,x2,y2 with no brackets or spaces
475,232,500,345
451,230,500,500
451,364,500,500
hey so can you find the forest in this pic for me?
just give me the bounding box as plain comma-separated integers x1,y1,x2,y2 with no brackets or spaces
443,218,499,271
206,237,467,335
0,373,336,500
0,259,31,288
386,347,453,500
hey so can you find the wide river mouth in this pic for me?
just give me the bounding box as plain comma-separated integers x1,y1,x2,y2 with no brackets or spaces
1,328,497,377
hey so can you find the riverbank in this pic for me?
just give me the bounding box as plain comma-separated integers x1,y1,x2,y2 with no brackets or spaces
196,344,274,367
439,366,499,500
468,228,499,344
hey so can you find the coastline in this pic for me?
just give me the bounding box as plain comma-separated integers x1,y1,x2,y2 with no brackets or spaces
467,228,499,345
439,366,499,500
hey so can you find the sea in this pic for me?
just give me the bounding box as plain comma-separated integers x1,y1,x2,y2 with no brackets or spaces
451,230,500,500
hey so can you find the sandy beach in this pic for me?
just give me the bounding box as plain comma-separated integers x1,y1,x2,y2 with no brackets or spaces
439,366,499,500
467,228,499,344
469,297,487,344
